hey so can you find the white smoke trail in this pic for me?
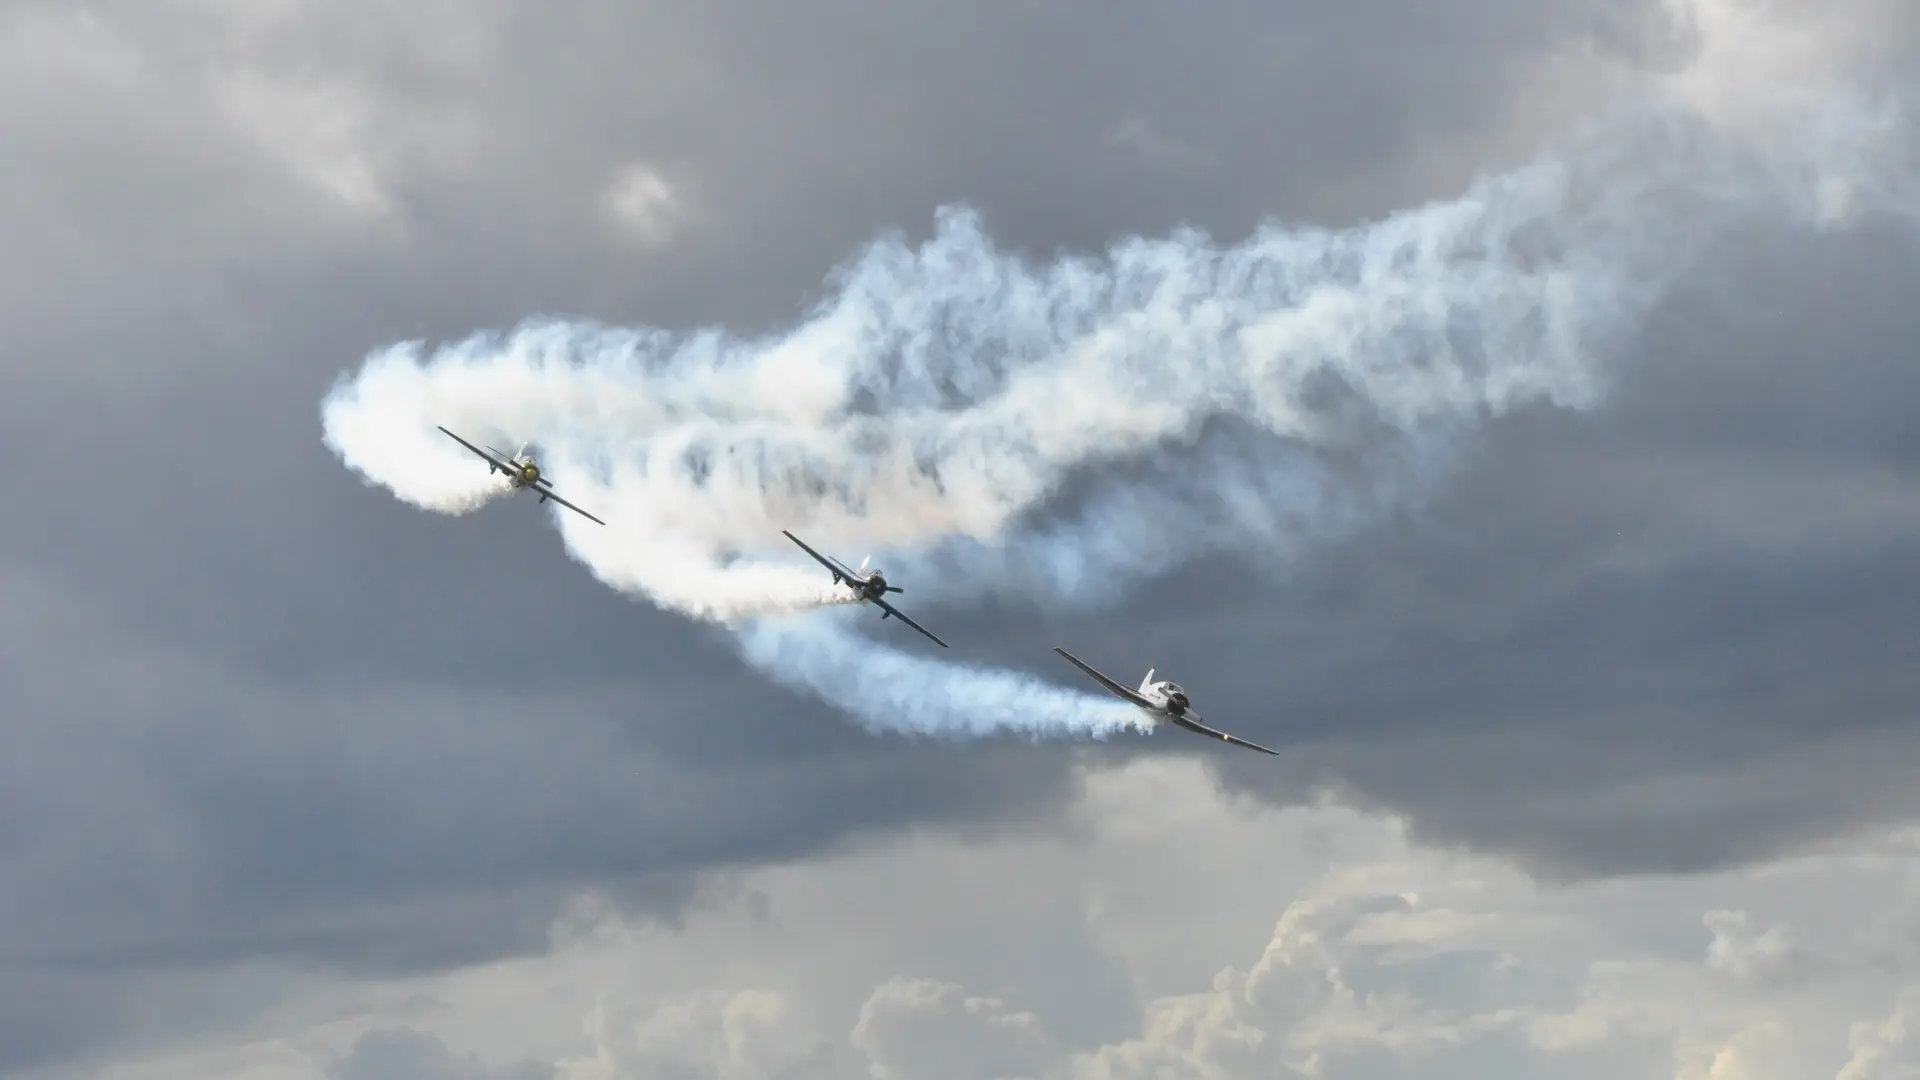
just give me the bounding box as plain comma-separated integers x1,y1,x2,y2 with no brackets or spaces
320,0,1916,741
738,615,1148,741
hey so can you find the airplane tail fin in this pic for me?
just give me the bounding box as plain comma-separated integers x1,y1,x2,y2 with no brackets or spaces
1141,668,1155,693
859,554,871,571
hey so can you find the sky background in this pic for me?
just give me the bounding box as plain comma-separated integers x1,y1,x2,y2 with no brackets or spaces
3,1,1920,1077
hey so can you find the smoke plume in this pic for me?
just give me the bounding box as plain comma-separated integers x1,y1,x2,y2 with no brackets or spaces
320,0,1917,743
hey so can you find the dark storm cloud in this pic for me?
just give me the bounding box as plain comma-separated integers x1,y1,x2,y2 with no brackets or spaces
0,0,1906,1073
0,565,1075,1070
1053,224,1920,875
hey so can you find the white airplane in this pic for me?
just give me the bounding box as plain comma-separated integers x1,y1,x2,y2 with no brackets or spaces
782,530,948,648
437,426,606,525
1053,647,1279,755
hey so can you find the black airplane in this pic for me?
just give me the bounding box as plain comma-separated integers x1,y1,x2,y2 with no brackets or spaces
781,530,947,648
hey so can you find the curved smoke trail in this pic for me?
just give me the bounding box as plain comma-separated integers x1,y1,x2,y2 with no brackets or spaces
321,0,1916,742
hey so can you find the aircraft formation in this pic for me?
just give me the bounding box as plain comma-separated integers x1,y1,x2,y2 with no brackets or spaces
436,425,1280,757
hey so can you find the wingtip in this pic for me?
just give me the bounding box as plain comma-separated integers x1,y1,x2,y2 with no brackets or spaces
1233,736,1281,756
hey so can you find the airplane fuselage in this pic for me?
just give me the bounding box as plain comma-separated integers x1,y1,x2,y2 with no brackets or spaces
829,567,891,603
489,457,556,501
852,572,889,603
780,530,945,646
1141,680,1192,717
497,461,541,487
1049,647,1277,755
438,425,606,525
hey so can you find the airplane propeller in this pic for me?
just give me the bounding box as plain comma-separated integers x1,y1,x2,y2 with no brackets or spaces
857,554,904,591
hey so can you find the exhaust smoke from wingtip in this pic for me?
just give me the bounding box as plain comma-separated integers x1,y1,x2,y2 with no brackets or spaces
319,0,1917,743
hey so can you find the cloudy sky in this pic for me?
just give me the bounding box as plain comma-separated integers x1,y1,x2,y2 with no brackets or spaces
3,0,1920,1077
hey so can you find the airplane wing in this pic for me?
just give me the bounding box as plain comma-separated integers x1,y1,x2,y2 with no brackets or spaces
536,489,607,526
1052,648,1158,709
872,596,948,648
1169,711,1280,756
438,426,517,473
781,530,850,582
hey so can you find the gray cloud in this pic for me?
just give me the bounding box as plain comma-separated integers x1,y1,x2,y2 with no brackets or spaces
332,1029,551,1080
0,565,1073,1070
851,979,1059,1080
1169,226,1920,872
1,0,1916,1074
164,774,1920,1080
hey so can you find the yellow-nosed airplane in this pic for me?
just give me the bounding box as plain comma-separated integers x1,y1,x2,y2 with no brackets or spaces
437,426,606,525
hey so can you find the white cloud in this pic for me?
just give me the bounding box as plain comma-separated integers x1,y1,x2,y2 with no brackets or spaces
61,758,1920,1080
1704,909,1808,985
212,69,392,214
1838,989,1920,1080
0,1,493,226
602,163,681,247
1104,116,1215,176
851,979,1056,1080
555,990,831,1080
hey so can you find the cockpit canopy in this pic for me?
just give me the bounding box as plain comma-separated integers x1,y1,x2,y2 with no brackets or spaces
1161,683,1185,698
